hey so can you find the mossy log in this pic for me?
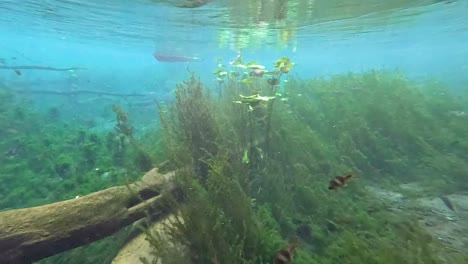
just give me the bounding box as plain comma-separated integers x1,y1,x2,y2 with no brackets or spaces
0,168,181,264
112,214,183,264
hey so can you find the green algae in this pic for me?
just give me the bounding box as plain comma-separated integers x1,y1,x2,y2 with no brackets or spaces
1,66,468,263
0,87,164,263
143,67,467,263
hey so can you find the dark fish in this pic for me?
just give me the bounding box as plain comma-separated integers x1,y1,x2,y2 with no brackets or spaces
4,146,21,159
328,174,353,190
14,69,21,75
274,237,299,264
153,52,200,62
175,0,209,8
439,195,456,211
449,140,460,147
267,78,279,86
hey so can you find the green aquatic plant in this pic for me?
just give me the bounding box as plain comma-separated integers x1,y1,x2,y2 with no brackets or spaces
111,104,154,171
144,155,277,264
273,56,293,73
4,67,466,263
218,55,296,163
260,56,295,155
0,90,163,262
127,70,468,263
158,73,219,180
233,93,275,111
282,70,468,191
112,104,134,139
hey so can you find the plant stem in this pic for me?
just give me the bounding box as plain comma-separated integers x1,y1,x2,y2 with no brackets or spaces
264,73,282,156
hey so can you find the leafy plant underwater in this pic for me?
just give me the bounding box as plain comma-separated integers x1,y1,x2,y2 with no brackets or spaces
0,55,467,263
142,57,468,264
0,86,163,263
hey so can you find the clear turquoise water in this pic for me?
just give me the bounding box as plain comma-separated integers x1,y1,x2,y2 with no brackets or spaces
1,0,467,95
0,1,467,262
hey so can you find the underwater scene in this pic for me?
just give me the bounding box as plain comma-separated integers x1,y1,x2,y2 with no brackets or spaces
1,0,468,263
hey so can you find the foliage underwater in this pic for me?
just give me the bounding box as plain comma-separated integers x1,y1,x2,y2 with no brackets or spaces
142,59,468,264
0,85,164,263
1,59,468,263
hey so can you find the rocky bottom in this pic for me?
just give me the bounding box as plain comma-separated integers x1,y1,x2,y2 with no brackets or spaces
367,184,468,263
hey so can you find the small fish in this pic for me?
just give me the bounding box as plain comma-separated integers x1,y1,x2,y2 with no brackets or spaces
274,237,299,264
4,146,21,159
448,110,468,117
5,128,19,134
328,174,353,190
14,69,21,75
267,78,279,86
449,140,460,147
439,195,456,211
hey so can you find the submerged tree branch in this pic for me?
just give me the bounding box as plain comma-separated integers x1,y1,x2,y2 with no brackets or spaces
12,89,152,97
0,65,85,71
0,168,182,264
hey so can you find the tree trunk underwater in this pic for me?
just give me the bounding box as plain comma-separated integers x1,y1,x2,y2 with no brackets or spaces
0,168,181,264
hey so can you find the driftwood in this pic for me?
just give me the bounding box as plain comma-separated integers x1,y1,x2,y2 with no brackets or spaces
0,65,85,71
12,88,152,97
0,168,181,264
112,214,181,264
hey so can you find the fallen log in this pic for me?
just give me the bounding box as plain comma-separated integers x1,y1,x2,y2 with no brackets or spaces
112,214,181,264
12,89,152,97
0,168,181,264
0,65,85,71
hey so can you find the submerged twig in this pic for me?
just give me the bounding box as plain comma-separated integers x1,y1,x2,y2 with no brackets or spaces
0,65,85,71
12,89,151,97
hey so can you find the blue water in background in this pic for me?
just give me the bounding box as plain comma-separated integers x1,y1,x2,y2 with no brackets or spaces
0,0,467,128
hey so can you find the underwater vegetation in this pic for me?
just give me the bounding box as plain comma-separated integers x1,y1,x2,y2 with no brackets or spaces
2,54,468,263
0,94,156,210
283,71,468,193
0,85,163,263
140,56,468,264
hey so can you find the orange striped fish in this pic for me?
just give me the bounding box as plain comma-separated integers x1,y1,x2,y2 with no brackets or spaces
328,174,353,190
274,237,299,264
